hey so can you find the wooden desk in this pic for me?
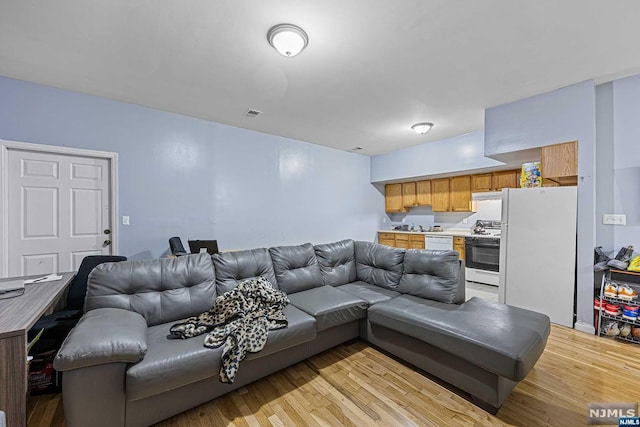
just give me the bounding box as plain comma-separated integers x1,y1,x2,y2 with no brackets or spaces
0,273,74,427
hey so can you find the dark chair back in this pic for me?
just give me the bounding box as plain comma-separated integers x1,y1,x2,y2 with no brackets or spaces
67,255,127,310
169,236,188,256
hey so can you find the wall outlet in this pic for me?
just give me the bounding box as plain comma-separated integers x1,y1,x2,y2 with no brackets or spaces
462,218,468,224
603,214,626,225
122,215,130,225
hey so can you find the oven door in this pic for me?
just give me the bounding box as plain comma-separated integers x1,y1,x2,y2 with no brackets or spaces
464,237,500,272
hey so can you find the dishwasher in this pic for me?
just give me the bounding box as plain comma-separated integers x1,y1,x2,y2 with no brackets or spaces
425,235,454,251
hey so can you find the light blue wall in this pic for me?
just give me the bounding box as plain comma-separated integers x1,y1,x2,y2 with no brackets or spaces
0,77,382,259
595,83,615,252
485,81,596,156
485,80,596,333
610,75,640,250
370,131,504,183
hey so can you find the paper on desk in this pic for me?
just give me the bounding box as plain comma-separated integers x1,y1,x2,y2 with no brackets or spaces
24,274,63,284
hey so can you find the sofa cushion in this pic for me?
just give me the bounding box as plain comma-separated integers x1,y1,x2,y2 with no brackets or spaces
354,241,405,289
213,248,278,294
244,305,316,361
127,323,222,401
126,304,316,400
314,239,357,286
288,286,368,332
397,249,462,303
85,253,216,327
269,243,323,294
368,295,550,381
336,281,400,305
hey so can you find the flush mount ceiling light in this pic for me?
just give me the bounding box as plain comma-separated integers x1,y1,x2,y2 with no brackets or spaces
267,24,309,57
411,122,434,135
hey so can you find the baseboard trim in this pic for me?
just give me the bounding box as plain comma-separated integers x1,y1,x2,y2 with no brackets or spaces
574,321,595,335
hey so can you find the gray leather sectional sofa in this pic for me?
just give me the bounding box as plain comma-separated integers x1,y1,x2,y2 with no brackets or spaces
54,239,550,427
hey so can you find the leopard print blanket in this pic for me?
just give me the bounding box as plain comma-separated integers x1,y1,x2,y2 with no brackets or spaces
169,276,289,383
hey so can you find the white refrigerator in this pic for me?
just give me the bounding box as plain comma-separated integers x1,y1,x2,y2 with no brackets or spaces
498,186,578,327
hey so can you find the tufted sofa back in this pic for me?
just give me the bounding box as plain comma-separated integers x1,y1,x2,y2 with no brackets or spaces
355,241,405,289
84,253,216,326
269,243,323,294
212,248,278,294
314,239,357,286
398,249,465,304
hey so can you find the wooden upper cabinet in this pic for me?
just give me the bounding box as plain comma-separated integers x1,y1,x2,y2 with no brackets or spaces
492,170,519,190
402,182,417,207
470,174,492,192
415,180,432,206
431,178,451,212
385,183,404,213
450,176,472,212
541,141,578,186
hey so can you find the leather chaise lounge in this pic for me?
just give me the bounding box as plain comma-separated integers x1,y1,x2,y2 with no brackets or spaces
54,239,551,427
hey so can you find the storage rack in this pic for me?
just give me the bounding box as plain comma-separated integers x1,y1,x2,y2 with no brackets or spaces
597,269,640,344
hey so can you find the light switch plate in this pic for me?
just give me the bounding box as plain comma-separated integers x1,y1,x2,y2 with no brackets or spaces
603,214,626,225
122,215,130,225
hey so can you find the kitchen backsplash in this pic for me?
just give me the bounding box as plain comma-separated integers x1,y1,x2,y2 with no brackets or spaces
383,199,502,230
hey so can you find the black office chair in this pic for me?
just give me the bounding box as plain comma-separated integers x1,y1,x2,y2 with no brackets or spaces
169,236,188,256
28,255,127,355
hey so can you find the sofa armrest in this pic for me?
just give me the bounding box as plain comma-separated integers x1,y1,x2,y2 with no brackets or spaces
54,307,148,371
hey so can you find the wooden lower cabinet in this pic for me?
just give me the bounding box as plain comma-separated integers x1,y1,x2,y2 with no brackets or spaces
394,233,410,249
378,232,396,247
453,236,465,261
409,234,425,249
378,232,425,249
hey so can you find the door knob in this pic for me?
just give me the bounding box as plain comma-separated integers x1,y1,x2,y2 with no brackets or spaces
102,239,112,247
104,229,111,235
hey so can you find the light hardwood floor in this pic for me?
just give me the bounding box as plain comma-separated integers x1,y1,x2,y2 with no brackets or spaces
27,324,640,427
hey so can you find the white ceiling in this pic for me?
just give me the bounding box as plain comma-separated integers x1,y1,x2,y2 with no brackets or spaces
1,1,640,155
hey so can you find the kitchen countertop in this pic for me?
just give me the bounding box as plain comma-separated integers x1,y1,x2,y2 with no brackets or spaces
378,229,472,237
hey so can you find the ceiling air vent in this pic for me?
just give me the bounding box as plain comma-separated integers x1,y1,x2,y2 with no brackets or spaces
351,147,364,151
243,109,262,118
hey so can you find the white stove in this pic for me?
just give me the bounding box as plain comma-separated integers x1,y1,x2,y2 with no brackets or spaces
469,219,502,237
465,220,501,286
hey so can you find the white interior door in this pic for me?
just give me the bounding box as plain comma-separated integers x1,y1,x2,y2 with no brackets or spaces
6,148,113,276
